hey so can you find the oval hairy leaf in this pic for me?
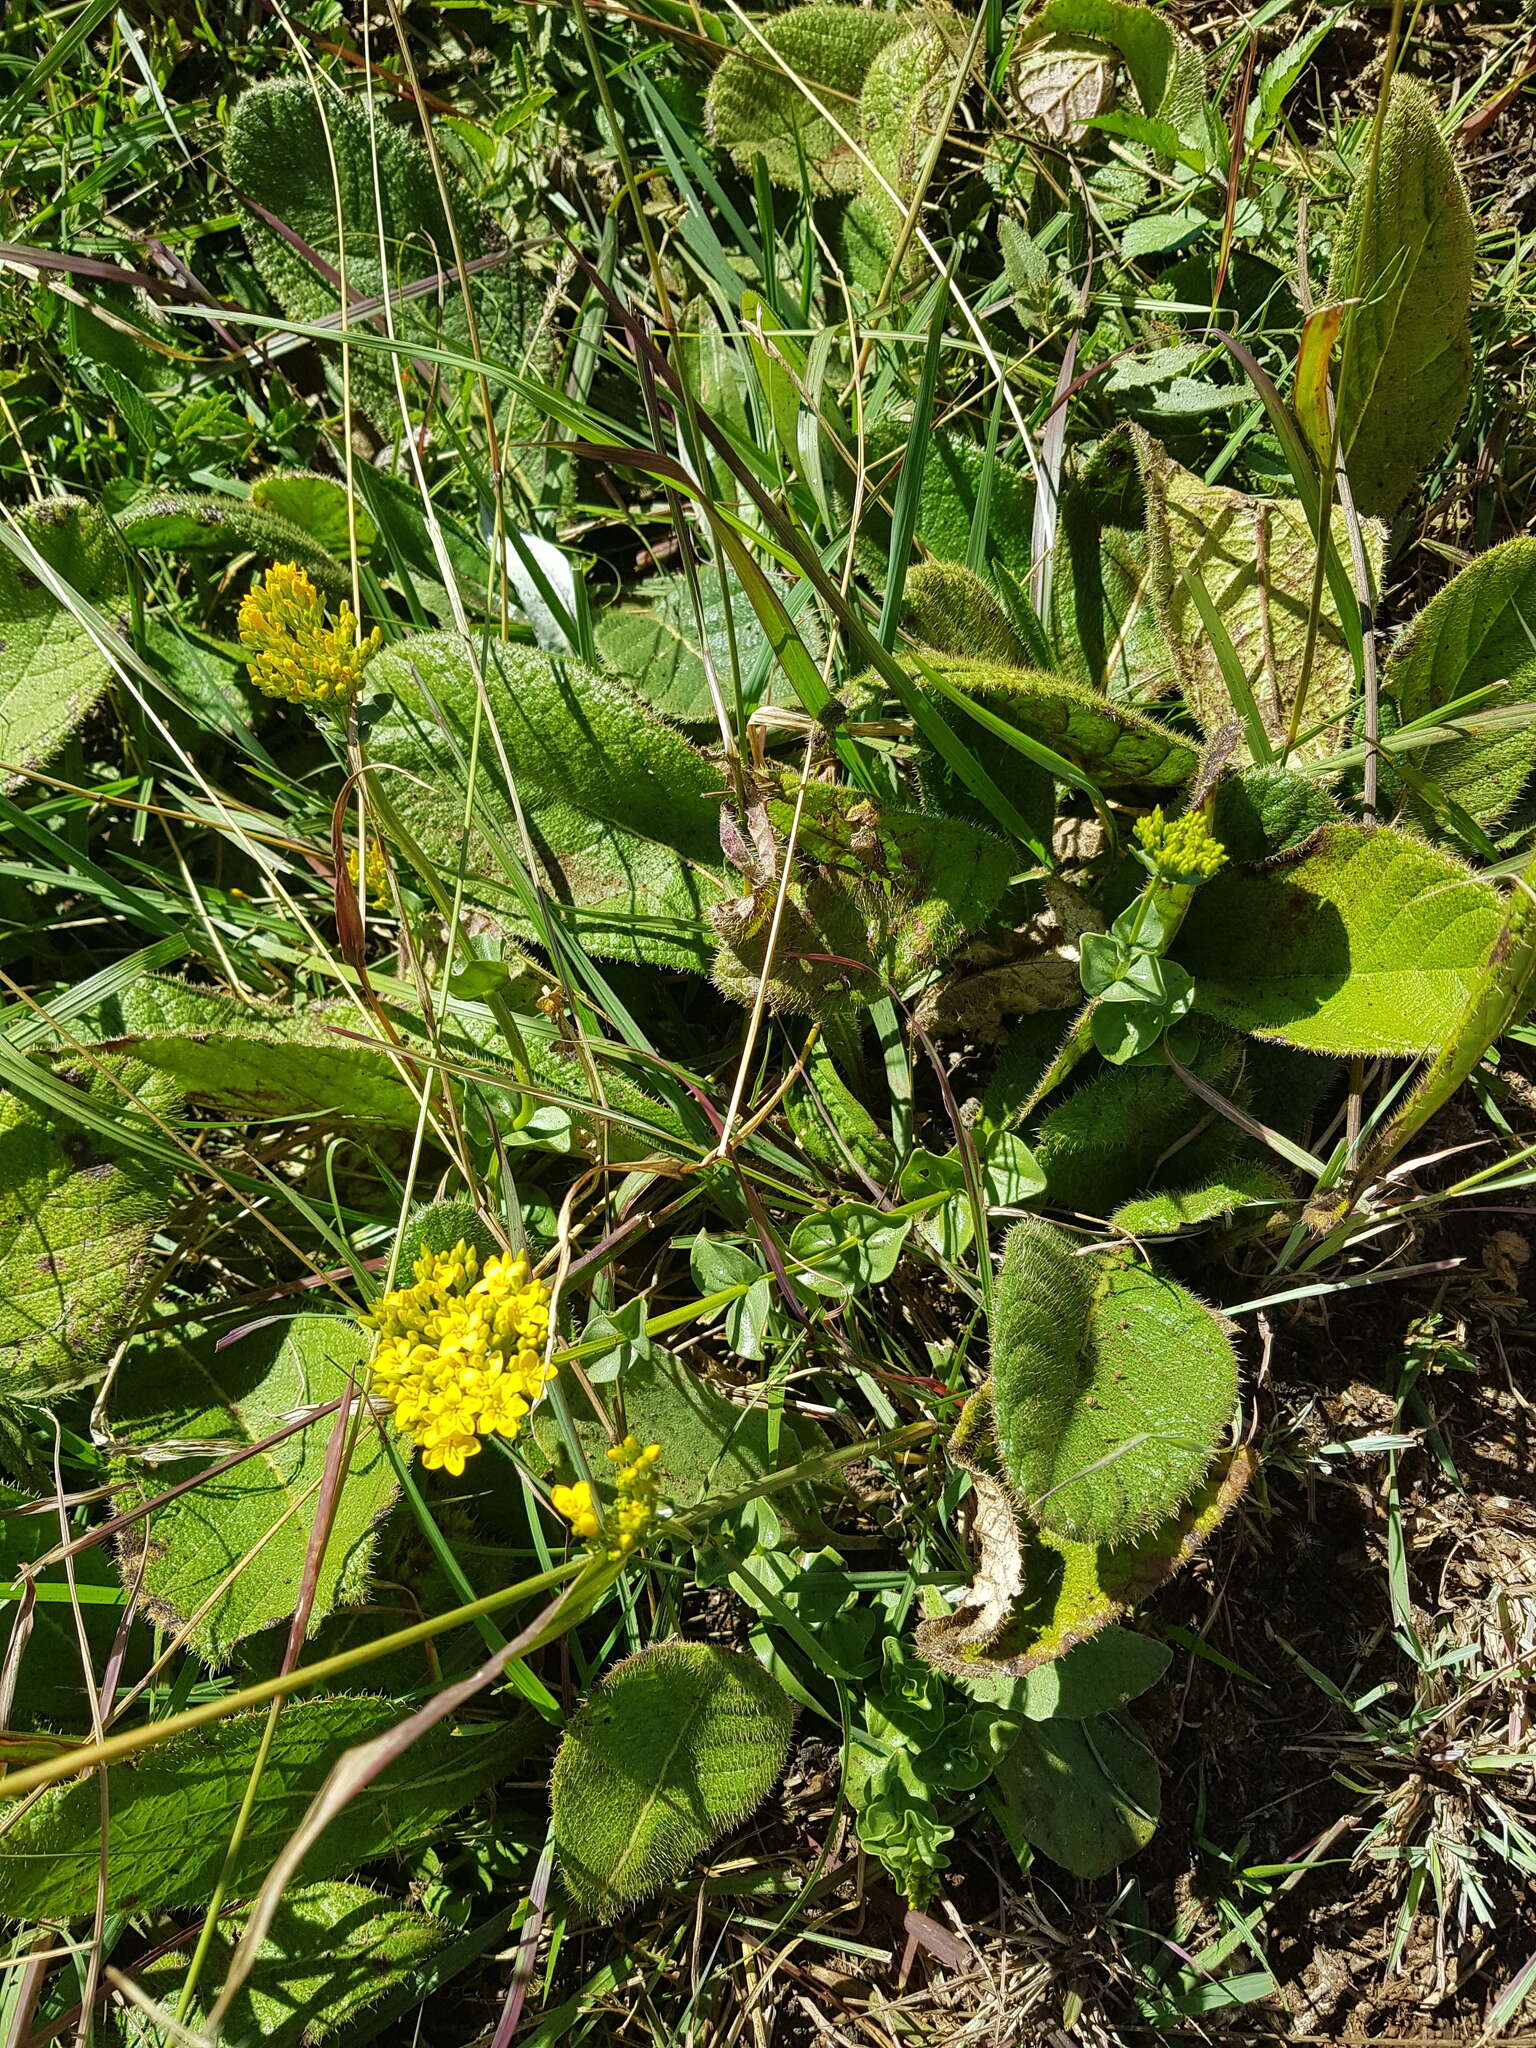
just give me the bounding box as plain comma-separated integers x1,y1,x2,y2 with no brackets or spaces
915,655,1198,788
1325,77,1475,519
705,5,908,194
991,1215,1239,1544
551,1642,795,1918
0,497,126,793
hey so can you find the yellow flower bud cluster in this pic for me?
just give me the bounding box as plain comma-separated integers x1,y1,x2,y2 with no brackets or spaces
1134,805,1227,884
238,561,380,709
362,1239,552,1477
551,1436,663,1559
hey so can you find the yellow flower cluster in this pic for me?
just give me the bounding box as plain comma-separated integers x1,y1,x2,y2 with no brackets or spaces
551,1436,663,1558
238,561,380,709
1135,805,1227,884
345,837,390,904
362,1239,552,1476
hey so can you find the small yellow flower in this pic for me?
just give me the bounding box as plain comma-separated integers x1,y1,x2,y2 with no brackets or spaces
1134,805,1227,884
552,1435,663,1558
345,838,390,904
238,561,380,710
361,1238,552,1476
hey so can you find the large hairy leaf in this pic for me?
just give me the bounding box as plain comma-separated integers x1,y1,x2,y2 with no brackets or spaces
224,82,540,451
1179,824,1506,1054
110,1316,397,1664
705,5,908,194
0,498,126,792
914,655,1198,788
84,977,421,1128
1326,78,1474,518
115,490,349,594
991,1215,1239,1544
365,632,729,971
125,1881,451,2048
916,1390,1253,1677
551,1642,794,1918
1386,538,1536,827
1141,439,1375,755
595,572,788,724
0,1696,505,1919
0,1074,173,1401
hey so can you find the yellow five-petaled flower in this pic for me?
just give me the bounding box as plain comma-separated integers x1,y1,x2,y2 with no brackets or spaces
362,1238,552,1476
552,1436,663,1559
238,560,380,710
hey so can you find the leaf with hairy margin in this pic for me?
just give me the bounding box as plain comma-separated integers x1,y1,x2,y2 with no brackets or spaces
365,631,730,972
0,1068,174,1401
1385,538,1536,828
705,5,908,194
552,1643,795,1918
1179,824,1506,1054
1141,437,1377,757
1326,78,1474,519
0,497,127,792
80,976,420,1128
991,1215,1239,1544
0,1696,506,1920
912,655,1198,788
123,1880,451,2048
915,1388,1254,1678
0,1483,135,1732
115,491,349,593
110,1315,397,1664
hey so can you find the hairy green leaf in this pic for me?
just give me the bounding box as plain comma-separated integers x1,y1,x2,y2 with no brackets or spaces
365,631,729,971
82,977,421,1128
1385,538,1536,826
224,82,541,452
115,491,349,592
1141,439,1375,755
916,1390,1254,1677
110,1315,397,1663
1180,823,1506,1054
1210,764,1340,864
0,497,126,791
1034,1029,1246,1215
903,559,1027,666
913,655,1198,788
705,5,907,193
1326,78,1474,519
551,1642,794,1918
991,1215,1239,1543
1019,0,1205,140
994,1711,1160,1877
0,1696,505,1919
250,470,378,559
858,13,968,247
125,1881,451,2048
0,1073,173,1400
1111,1159,1294,1236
